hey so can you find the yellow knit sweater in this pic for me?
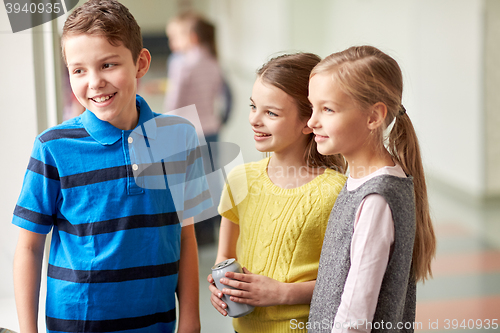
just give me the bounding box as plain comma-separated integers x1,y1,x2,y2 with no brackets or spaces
218,157,346,333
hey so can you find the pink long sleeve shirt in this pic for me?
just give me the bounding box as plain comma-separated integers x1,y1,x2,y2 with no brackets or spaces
164,46,223,137
332,164,407,333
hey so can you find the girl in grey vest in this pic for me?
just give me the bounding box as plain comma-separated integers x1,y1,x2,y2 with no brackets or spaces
306,46,436,333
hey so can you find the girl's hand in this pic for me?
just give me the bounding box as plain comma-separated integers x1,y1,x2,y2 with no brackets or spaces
207,273,228,316
220,268,285,307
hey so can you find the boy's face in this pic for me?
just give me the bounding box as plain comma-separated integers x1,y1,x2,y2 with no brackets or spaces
65,34,150,130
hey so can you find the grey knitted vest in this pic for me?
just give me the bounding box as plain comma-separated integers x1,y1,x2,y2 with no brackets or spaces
308,175,416,333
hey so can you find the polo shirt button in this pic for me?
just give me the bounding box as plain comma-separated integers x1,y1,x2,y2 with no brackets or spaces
132,164,139,171
128,137,134,144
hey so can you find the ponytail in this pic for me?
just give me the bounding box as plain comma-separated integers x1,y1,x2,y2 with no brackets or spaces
313,46,436,282
388,111,436,282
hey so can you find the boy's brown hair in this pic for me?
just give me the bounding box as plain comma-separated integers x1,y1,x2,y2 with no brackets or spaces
61,0,143,63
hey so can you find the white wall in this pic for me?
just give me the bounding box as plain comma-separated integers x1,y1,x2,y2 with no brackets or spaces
206,0,296,164
206,0,487,197
0,11,38,297
0,3,64,328
321,0,485,195
0,6,39,330
484,0,500,197
129,0,490,198
410,0,484,197
119,0,177,34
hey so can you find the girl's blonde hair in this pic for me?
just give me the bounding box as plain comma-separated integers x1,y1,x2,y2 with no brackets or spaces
312,45,435,282
257,53,347,173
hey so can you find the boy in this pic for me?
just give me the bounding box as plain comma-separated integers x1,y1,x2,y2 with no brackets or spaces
12,1,210,332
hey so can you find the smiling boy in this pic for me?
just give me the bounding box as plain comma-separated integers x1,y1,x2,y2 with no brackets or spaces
12,1,210,332
65,33,144,130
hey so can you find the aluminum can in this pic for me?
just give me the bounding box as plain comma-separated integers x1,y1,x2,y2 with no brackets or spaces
211,258,255,318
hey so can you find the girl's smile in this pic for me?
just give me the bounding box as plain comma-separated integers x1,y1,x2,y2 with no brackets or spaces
249,77,310,155
253,129,272,141
313,133,329,142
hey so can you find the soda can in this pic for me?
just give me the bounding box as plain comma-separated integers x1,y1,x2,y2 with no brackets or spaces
211,258,255,318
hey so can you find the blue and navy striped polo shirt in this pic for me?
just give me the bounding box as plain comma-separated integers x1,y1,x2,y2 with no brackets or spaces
13,95,211,333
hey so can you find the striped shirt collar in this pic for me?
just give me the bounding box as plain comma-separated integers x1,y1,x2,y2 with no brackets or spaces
81,94,157,146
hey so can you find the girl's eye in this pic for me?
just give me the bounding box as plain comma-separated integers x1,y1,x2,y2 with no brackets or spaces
249,104,256,110
324,107,334,113
103,63,115,69
267,111,278,117
72,69,82,74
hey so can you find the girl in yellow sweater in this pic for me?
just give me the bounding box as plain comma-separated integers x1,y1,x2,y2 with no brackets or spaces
207,53,347,333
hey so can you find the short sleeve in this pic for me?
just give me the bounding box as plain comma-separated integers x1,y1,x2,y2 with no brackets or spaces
218,163,250,224
218,181,239,224
12,138,60,234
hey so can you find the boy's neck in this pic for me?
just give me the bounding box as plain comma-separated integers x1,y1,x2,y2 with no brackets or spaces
109,104,140,130
122,109,139,130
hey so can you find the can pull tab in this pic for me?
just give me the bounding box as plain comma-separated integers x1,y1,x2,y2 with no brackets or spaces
211,258,237,271
220,259,230,268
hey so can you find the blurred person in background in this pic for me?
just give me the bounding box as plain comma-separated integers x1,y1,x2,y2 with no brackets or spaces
165,12,231,246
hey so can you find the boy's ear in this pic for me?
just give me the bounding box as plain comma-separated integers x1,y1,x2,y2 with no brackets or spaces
367,102,387,130
136,48,151,79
